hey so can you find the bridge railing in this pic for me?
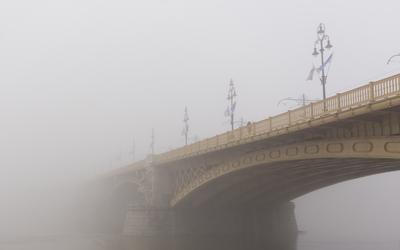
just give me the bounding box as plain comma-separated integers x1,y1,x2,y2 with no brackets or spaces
157,73,400,162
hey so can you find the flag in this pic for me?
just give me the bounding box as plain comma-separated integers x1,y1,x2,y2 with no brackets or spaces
183,108,189,122
231,102,236,113
316,53,333,73
306,65,316,81
224,106,230,117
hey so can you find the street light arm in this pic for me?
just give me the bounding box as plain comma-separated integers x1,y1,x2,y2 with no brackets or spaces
277,97,295,106
387,53,400,64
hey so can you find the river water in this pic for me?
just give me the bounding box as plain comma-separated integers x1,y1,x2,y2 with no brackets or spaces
1,236,399,250
297,239,400,250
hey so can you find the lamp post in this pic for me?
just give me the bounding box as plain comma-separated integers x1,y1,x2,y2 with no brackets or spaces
182,107,189,145
226,79,237,131
150,128,155,155
312,23,333,110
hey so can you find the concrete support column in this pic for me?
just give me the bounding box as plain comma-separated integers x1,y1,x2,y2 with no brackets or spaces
171,202,298,250
244,202,298,250
120,166,297,250
121,167,176,250
123,206,173,250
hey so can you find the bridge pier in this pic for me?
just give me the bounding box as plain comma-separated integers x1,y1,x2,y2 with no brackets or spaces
122,202,297,250
173,202,298,250
122,206,173,250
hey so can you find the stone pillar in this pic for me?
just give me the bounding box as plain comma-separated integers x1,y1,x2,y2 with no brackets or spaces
244,202,298,250
171,202,298,250
122,205,173,250
121,167,176,250
119,166,297,250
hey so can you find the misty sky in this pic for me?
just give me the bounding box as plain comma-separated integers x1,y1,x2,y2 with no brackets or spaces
1,0,400,240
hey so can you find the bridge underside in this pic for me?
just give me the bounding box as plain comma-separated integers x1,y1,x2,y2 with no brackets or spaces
117,158,400,250
177,158,400,209
94,158,400,250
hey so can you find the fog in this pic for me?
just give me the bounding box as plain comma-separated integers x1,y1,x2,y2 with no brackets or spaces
1,0,400,247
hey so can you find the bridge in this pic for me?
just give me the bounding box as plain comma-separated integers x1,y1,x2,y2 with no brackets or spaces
91,73,400,250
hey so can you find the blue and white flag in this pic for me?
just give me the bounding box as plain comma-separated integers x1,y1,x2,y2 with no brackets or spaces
316,53,333,73
231,102,236,113
183,110,189,122
181,124,189,135
307,53,333,81
306,65,316,81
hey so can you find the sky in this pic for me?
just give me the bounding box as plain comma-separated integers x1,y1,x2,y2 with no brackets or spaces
1,0,400,241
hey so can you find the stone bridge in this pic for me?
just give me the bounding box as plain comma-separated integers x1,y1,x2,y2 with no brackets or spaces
93,73,400,250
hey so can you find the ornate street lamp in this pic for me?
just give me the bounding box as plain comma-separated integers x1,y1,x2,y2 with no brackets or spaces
312,23,333,110
182,107,189,145
150,128,155,155
225,79,237,131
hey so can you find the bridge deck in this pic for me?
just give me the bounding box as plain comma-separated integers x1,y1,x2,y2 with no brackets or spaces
104,73,400,177
155,73,400,164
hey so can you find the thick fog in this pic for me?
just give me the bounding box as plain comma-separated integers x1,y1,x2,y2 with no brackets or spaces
1,0,400,245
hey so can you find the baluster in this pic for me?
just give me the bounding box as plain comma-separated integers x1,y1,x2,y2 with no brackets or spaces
397,77,400,93
342,94,346,108
348,92,352,106
349,92,352,105
310,102,314,118
385,81,388,95
386,80,389,95
390,79,393,93
269,117,272,131
377,83,380,97
382,81,385,96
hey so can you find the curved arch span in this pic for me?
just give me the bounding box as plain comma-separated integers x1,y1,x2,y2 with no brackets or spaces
171,136,400,208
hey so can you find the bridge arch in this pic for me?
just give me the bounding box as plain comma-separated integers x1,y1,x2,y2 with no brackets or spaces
171,136,400,208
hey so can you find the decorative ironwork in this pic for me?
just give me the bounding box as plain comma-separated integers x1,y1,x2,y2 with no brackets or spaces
118,157,154,207
171,137,400,206
174,165,209,199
